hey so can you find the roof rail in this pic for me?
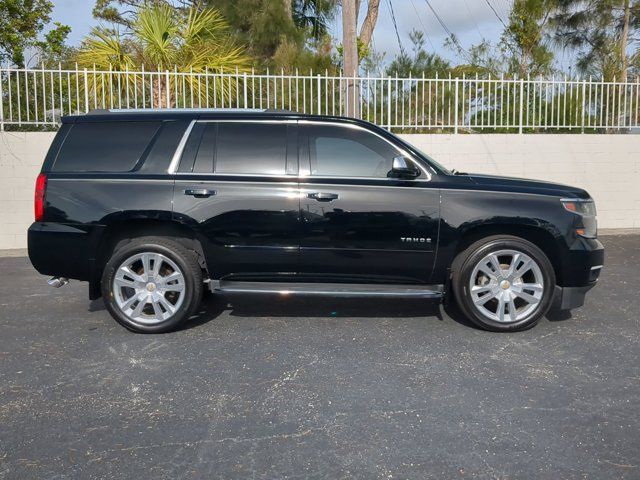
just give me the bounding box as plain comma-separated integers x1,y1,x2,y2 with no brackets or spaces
87,108,301,115
89,108,269,115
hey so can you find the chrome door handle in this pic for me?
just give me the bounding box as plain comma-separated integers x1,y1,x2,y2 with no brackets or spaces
184,188,216,198
307,192,339,202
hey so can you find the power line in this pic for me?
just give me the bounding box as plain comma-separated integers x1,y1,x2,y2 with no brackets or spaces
423,0,454,39
387,0,405,56
462,0,484,41
408,0,436,51
422,0,472,61
484,0,508,29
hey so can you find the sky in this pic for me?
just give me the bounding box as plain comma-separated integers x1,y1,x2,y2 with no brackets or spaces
45,0,538,68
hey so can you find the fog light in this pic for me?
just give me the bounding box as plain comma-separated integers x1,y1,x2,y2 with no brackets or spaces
589,266,602,282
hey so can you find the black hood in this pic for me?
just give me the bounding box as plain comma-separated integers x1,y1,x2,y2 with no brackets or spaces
464,173,591,199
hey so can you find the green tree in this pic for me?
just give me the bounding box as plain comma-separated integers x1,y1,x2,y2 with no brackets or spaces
386,31,450,77
446,37,506,77
0,0,70,66
77,3,250,107
501,0,555,78
93,0,203,28
206,0,338,68
550,0,640,80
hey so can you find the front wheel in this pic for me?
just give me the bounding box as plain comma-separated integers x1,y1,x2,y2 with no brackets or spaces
101,237,203,333
451,235,556,332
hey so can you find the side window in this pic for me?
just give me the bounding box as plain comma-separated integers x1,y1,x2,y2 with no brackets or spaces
53,121,161,172
177,122,211,173
215,123,287,175
304,124,399,178
177,122,288,175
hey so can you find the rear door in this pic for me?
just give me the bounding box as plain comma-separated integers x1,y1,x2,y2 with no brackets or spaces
172,120,300,279
297,122,440,284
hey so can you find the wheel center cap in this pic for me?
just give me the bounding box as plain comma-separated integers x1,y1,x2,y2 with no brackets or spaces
500,280,511,290
146,282,157,292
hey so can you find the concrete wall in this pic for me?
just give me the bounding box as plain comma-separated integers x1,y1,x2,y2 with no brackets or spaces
0,132,638,250
0,132,56,250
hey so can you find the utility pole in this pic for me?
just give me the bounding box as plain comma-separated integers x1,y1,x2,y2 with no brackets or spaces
342,0,359,117
620,0,631,82
283,0,293,19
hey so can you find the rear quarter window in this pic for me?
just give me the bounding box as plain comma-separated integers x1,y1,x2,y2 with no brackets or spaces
52,121,161,172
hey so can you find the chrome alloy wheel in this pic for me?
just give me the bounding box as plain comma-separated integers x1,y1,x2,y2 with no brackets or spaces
469,249,544,323
112,252,186,325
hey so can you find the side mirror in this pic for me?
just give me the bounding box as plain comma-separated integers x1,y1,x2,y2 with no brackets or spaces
389,156,421,179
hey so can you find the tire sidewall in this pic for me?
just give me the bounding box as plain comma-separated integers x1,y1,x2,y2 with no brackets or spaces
454,236,556,332
101,239,201,333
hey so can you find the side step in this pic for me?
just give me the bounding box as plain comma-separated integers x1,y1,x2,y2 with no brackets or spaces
212,281,443,299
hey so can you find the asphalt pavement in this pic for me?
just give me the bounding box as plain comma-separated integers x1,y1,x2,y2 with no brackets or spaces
0,234,638,479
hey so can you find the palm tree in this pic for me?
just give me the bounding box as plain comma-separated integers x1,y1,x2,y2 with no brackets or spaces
77,3,251,108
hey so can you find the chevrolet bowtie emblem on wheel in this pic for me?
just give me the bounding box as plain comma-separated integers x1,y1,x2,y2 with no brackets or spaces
401,237,431,243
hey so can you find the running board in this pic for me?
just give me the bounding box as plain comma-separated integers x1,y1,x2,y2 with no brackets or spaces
212,281,443,299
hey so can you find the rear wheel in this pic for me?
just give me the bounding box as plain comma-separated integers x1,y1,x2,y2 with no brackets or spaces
451,235,555,332
101,237,203,333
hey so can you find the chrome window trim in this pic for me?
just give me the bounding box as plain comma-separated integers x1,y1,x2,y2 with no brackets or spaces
171,172,298,179
167,118,433,181
167,119,197,174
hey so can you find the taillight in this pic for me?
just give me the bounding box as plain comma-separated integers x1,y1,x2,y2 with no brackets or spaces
34,173,47,221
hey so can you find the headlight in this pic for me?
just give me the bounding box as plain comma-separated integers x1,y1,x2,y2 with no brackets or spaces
561,198,597,238
561,198,597,216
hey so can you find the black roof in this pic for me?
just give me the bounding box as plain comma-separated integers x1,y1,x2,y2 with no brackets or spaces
61,108,368,126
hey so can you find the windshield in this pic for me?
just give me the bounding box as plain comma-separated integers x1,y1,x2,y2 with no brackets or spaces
413,147,453,175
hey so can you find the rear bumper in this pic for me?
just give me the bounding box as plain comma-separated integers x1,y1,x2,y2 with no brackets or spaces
28,222,98,281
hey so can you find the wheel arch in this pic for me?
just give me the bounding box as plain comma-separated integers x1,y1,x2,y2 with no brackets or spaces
451,223,562,283
91,219,209,298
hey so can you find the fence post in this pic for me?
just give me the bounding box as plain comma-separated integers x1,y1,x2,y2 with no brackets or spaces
581,79,587,133
454,77,459,134
518,78,524,134
84,68,89,113
387,75,392,131
0,66,4,131
243,72,248,109
317,74,321,115
165,70,170,108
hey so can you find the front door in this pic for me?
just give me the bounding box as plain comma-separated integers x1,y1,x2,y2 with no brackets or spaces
297,122,440,284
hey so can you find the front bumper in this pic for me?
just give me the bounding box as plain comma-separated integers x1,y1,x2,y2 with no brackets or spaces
559,237,604,287
554,283,597,310
554,237,603,310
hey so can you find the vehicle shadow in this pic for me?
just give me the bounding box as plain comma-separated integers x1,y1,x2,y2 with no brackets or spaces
91,292,568,332
179,292,454,331
182,292,526,332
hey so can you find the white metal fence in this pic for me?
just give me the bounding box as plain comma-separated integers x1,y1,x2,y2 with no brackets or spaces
1,66,640,133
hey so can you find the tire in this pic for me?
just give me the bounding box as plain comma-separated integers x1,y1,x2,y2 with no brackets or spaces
101,236,203,333
451,235,555,332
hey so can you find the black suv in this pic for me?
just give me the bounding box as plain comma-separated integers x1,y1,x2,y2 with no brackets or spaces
28,109,604,333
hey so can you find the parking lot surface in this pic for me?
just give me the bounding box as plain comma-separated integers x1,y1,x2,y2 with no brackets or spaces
0,234,638,479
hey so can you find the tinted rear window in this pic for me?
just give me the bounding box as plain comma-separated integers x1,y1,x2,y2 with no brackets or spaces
216,123,287,175
177,122,288,175
53,121,161,172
